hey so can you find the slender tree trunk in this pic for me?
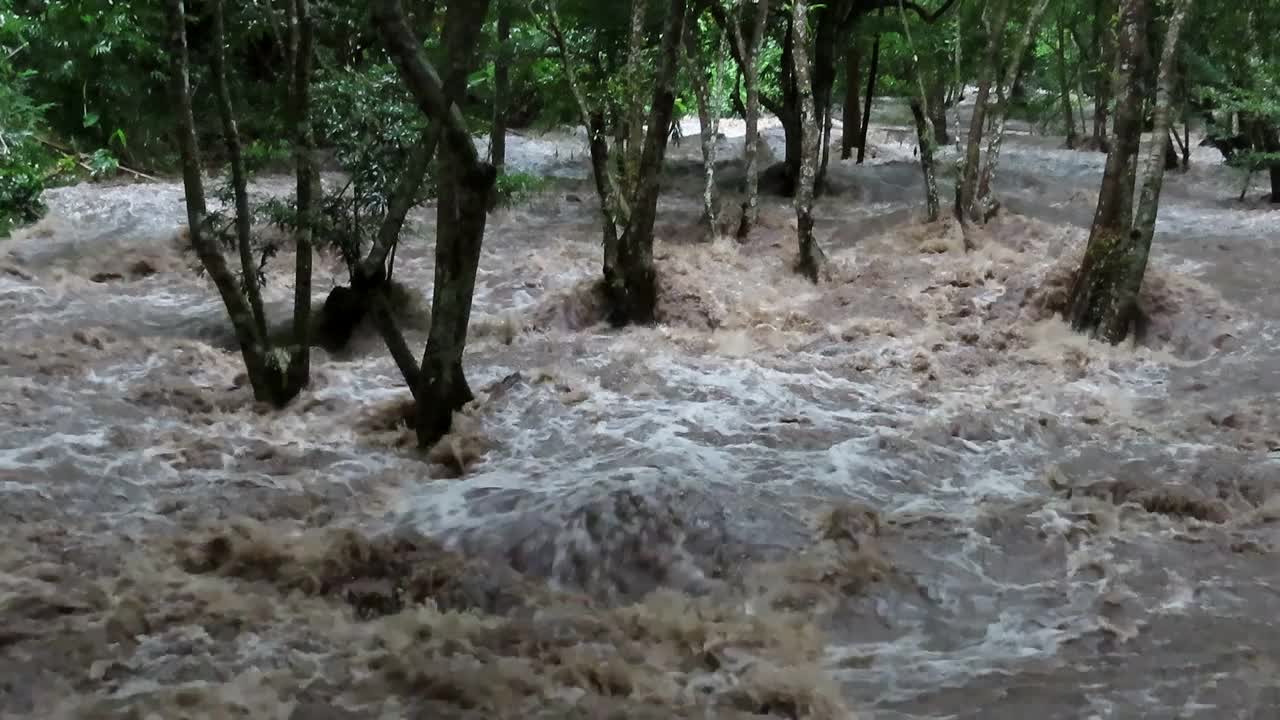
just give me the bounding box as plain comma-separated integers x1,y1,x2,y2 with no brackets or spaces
491,0,511,173
286,0,316,397
927,75,949,145
956,0,1009,225
622,0,651,198
373,0,498,447
210,0,267,342
735,0,770,239
898,0,939,220
791,0,827,281
1056,17,1079,148
973,0,1052,222
857,31,880,164
841,40,861,160
684,21,723,241
1064,0,1153,340
166,0,278,404
1089,0,1115,151
610,0,689,324
1089,0,1192,341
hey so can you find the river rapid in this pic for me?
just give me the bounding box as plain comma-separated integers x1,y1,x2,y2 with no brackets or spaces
3,102,1280,719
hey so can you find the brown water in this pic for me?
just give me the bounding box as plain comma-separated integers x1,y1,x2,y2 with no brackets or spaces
3,103,1280,719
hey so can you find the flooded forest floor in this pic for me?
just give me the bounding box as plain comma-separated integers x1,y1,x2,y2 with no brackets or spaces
3,101,1280,719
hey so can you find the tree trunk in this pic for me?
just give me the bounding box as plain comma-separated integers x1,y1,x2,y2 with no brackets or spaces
286,0,316,397
897,0,939,221
1065,0,1159,342
210,0,267,342
1092,0,1191,341
973,0,1052,222
622,0,652,198
166,0,280,404
684,21,722,241
372,0,497,448
491,0,510,173
841,40,861,159
1056,17,1079,148
790,0,828,282
609,0,689,325
927,75,949,146
735,0,770,239
1089,0,1115,151
857,31,880,164
956,0,1009,225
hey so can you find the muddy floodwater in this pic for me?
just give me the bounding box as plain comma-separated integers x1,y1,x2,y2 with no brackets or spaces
3,102,1280,719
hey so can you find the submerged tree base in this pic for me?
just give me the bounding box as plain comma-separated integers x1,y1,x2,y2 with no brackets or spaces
1065,226,1144,344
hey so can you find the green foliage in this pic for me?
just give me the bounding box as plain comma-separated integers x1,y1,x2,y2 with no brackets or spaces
493,171,549,205
1,7,51,236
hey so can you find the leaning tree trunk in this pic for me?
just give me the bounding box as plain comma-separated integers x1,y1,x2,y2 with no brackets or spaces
286,0,316,397
210,0,267,342
373,0,497,448
973,0,1053,223
1064,0,1156,341
841,40,862,159
857,29,880,164
898,0,939,220
956,0,1009,225
790,0,828,281
166,0,280,404
733,0,770,239
609,0,689,325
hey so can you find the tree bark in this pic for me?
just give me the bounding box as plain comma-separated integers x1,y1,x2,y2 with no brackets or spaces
622,0,652,199
608,0,689,324
736,0,770,239
1065,0,1161,342
897,0,939,221
684,19,723,241
1056,17,1079,149
841,40,861,159
791,0,828,282
210,0,267,342
973,0,1052,222
166,0,281,404
857,30,880,164
1088,0,1115,151
491,0,511,172
372,0,497,447
286,0,316,397
927,75,949,145
956,0,1009,225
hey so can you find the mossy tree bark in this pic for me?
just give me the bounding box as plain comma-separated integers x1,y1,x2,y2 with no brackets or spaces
790,0,828,282
683,14,725,241
286,0,317,397
734,0,770,238
896,0,939,220
373,0,497,447
1066,0,1191,344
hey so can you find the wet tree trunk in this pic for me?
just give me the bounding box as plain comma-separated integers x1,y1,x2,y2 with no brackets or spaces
974,0,1053,222
491,0,510,174
956,0,1009,225
373,0,497,447
1065,0,1166,343
841,40,861,159
622,0,651,198
927,75,949,146
210,0,267,342
1088,0,1115,152
609,0,689,325
166,0,280,404
683,21,723,241
857,31,880,164
717,0,770,239
1056,17,1079,149
286,0,316,397
790,0,828,281
897,0,938,220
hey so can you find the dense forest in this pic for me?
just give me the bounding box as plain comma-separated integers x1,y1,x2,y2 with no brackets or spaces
3,0,1280,717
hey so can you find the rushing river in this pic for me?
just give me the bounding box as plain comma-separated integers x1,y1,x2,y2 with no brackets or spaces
3,103,1280,719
